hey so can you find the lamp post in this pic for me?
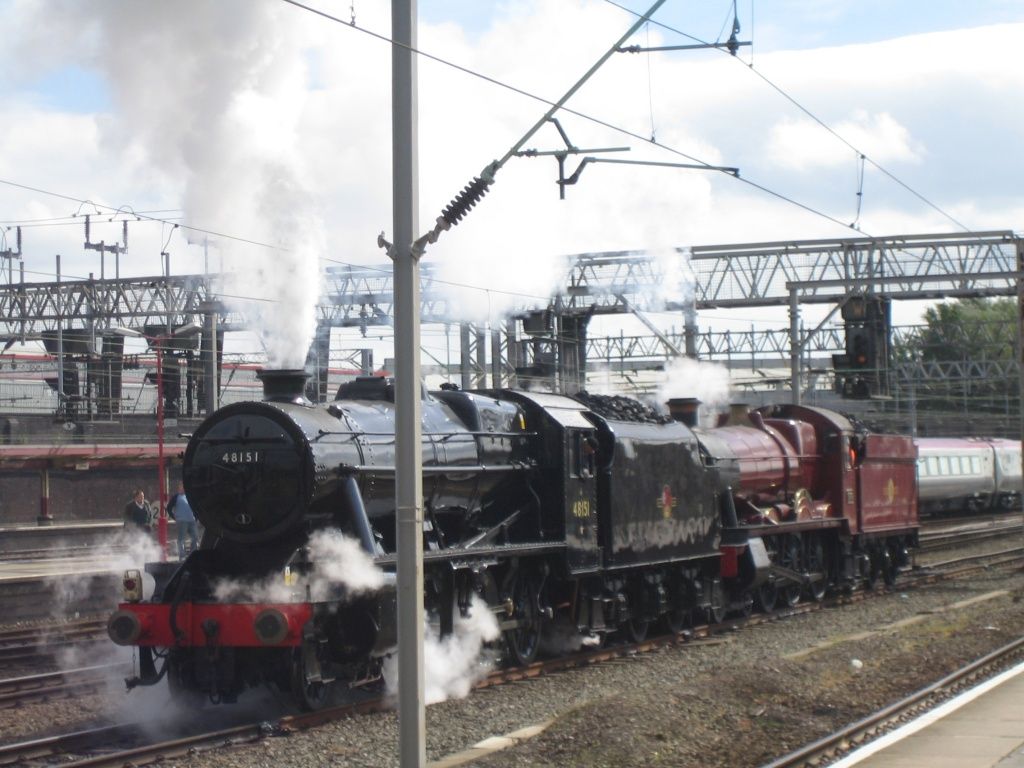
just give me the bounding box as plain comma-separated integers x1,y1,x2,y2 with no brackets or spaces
113,323,201,560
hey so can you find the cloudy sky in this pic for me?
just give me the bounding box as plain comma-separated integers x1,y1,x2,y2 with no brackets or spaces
0,0,1021,367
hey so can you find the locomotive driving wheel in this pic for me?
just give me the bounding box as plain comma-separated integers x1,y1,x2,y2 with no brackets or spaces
290,641,330,711
622,616,649,643
865,545,884,591
805,537,828,602
707,578,727,624
755,538,779,613
663,607,691,635
661,573,694,634
166,654,205,706
505,571,542,666
779,535,802,608
881,545,899,587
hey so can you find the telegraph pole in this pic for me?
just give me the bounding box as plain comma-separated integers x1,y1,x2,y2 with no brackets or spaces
392,0,425,765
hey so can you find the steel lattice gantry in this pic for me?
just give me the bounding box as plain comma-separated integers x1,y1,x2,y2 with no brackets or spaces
280,229,1024,333
0,274,243,340
319,230,1021,387
0,274,239,420
2,231,1018,341
2,230,1021,407
689,230,1022,307
529,230,1024,392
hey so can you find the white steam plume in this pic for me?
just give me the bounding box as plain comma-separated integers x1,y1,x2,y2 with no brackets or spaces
384,594,500,705
47,527,164,616
21,1,323,368
655,356,732,411
650,246,697,312
46,529,204,731
213,528,385,603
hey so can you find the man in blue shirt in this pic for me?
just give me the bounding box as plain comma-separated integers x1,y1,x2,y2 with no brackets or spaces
168,481,199,558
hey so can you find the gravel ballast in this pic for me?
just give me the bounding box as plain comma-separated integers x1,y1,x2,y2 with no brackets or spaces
4,563,1024,767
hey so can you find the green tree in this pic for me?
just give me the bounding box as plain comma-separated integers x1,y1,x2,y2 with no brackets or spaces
894,298,1018,413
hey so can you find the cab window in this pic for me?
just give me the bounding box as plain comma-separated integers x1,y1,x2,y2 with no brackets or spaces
569,432,597,479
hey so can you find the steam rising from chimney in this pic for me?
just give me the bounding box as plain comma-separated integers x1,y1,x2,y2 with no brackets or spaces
27,1,323,368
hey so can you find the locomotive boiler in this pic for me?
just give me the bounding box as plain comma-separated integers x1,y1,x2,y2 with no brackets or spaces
694,403,918,610
108,372,918,709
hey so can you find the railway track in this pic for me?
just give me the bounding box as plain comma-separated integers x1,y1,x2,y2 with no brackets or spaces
0,618,108,665
917,512,1022,552
0,722,147,768
3,545,1020,768
1,545,130,562
0,663,124,708
762,635,1024,768
0,573,121,623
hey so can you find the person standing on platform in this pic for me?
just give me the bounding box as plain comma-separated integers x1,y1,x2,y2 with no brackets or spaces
123,489,153,533
168,481,199,558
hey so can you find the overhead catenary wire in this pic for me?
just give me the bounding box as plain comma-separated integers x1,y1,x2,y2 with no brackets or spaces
276,0,863,236
0,175,567,305
600,0,977,236
1,209,182,226
4,1,947,286
2,218,184,230
0,1,997,307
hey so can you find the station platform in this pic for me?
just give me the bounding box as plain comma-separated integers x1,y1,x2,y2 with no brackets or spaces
0,553,128,582
0,519,182,557
0,545,182,620
0,520,122,533
834,661,1024,767
1,521,115,553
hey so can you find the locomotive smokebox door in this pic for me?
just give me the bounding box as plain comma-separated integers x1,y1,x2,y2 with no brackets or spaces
566,428,600,572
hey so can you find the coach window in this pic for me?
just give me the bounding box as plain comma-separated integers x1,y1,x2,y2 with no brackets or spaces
971,456,981,474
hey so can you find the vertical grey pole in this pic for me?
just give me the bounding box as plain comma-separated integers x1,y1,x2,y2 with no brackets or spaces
1017,243,1024,508
490,328,502,389
460,323,472,390
56,255,65,415
789,288,801,406
210,309,218,411
505,318,519,389
203,301,219,414
392,1,425,765
908,373,918,438
684,302,697,358
475,328,487,388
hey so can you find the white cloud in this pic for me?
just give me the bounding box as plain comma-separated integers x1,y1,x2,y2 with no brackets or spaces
0,3,1020,355
767,111,924,171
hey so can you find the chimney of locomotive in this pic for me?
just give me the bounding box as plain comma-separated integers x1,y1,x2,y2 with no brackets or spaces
719,403,753,427
666,397,701,427
257,369,311,404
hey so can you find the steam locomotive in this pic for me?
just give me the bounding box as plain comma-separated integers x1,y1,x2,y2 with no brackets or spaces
108,370,918,709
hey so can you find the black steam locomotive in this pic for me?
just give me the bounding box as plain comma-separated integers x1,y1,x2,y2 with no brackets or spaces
108,370,917,709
